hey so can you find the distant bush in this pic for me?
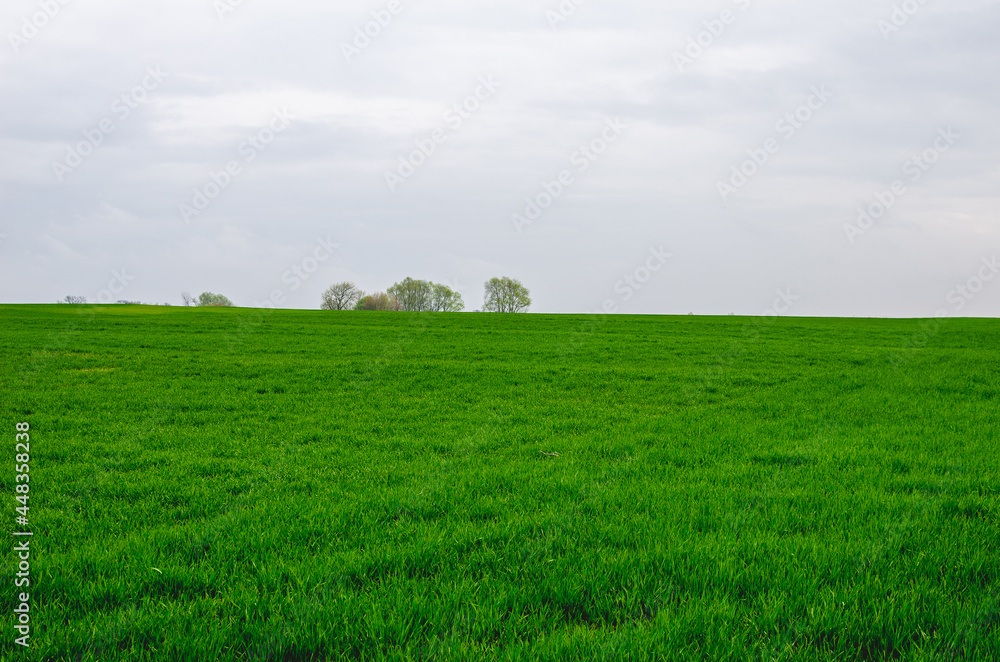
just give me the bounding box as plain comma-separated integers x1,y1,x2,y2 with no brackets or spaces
60,295,87,304
197,292,234,307
354,292,400,311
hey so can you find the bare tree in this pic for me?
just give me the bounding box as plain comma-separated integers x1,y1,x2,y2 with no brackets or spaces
181,291,194,307
320,282,363,311
60,295,87,304
483,277,531,313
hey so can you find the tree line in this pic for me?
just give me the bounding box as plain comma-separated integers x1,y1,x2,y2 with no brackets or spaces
322,277,531,313
59,277,531,312
58,292,234,306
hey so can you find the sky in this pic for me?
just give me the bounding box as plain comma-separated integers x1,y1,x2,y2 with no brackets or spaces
1,0,998,316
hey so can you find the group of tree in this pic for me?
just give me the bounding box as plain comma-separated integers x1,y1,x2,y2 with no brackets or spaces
321,278,465,312
59,296,168,305
181,291,234,307
388,278,465,312
60,278,531,312
321,277,530,313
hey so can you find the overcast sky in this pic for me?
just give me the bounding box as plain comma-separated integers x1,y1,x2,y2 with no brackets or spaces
2,0,998,316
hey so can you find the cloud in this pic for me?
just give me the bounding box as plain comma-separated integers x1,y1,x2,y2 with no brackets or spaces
1,0,998,315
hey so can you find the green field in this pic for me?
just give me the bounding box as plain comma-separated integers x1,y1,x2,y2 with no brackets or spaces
2,305,998,661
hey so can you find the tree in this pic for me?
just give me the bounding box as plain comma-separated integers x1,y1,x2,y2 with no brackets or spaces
197,292,234,307
321,282,363,311
388,278,433,312
430,283,464,312
386,278,465,312
60,295,87,304
181,291,194,307
354,292,400,311
483,277,531,313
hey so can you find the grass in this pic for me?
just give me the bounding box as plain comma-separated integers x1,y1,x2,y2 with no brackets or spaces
1,304,998,661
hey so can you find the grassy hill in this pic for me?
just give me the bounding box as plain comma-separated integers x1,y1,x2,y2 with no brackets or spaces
2,305,998,660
